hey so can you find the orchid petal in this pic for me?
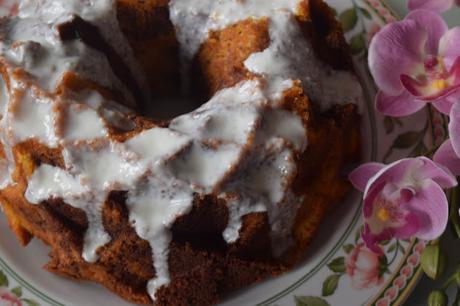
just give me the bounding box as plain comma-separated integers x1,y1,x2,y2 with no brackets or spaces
362,159,427,218
406,10,448,54
400,74,427,97
412,156,457,188
450,56,460,83
408,0,455,12
363,180,385,218
349,163,385,192
401,71,460,101
401,57,460,101
363,157,451,201
439,27,460,70
434,140,460,176
401,79,460,102
400,187,416,202
391,212,421,239
407,181,449,240
432,90,460,114
376,90,426,117
369,19,426,95
449,99,460,157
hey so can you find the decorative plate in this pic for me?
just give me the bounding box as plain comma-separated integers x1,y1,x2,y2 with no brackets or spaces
0,1,444,306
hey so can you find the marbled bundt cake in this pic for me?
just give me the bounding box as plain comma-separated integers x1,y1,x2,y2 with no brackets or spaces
0,0,362,305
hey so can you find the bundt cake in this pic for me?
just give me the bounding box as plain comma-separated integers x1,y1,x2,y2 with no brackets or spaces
0,0,363,305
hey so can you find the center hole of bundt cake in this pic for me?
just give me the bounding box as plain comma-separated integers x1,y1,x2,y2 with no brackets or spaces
143,93,205,120
115,1,212,120
132,44,212,120
118,0,276,121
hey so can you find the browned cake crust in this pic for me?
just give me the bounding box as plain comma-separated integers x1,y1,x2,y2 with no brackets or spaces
117,0,181,100
0,0,361,305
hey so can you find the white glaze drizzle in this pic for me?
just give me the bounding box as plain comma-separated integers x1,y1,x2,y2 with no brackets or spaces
243,10,363,109
1,0,144,105
63,106,108,141
9,88,58,147
169,0,363,110
0,0,365,301
169,0,300,61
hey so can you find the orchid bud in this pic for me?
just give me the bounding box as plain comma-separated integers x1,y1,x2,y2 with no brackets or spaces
421,244,448,280
428,290,448,306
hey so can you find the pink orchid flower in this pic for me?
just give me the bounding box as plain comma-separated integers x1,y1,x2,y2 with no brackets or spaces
408,0,460,13
434,140,460,175
349,157,457,253
369,9,460,117
434,101,460,175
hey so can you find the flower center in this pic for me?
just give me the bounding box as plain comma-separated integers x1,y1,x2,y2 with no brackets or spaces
367,197,397,235
377,207,390,222
423,56,447,77
431,79,449,90
406,56,453,97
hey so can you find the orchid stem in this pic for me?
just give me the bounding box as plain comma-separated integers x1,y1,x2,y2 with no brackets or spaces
423,146,440,158
442,273,457,290
450,186,460,239
427,104,437,147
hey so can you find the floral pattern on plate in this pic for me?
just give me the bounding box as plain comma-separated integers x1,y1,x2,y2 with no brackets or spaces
0,270,39,306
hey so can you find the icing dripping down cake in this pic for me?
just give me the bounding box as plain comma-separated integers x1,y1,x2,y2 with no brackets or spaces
0,0,362,305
